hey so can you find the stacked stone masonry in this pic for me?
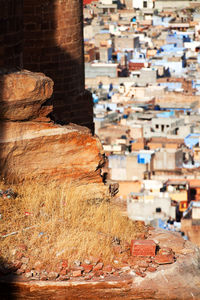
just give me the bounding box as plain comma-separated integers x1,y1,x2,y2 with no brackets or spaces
0,0,93,130
0,0,23,68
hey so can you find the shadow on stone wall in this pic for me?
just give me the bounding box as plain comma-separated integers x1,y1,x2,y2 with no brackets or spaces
0,2,23,295
0,256,18,300
23,0,93,130
0,1,93,297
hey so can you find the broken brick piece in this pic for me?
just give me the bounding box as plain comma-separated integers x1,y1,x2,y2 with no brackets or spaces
16,252,24,260
84,273,93,280
138,261,149,268
103,265,113,273
159,247,173,256
94,270,104,276
72,270,82,277
60,269,68,276
59,275,70,281
147,266,157,272
61,259,68,268
155,254,174,265
93,262,103,271
131,240,156,257
135,270,146,277
82,264,93,273
12,261,22,271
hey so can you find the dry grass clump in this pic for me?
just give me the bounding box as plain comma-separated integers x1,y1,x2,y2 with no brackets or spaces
0,181,145,268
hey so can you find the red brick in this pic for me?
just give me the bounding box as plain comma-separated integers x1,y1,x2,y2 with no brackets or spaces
84,274,93,280
138,261,149,268
131,240,156,257
155,254,174,265
71,266,84,272
12,261,22,271
16,252,24,260
147,266,157,272
135,270,146,277
128,256,140,266
94,270,104,277
40,275,48,281
60,269,68,276
72,270,82,277
93,262,103,271
82,264,93,273
59,275,70,281
103,265,113,273
61,259,68,269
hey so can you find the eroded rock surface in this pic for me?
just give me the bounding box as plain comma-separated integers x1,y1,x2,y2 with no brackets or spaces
0,121,108,198
0,70,53,120
0,69,108,199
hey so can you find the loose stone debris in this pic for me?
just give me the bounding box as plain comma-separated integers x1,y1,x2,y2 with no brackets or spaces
0,233,177,282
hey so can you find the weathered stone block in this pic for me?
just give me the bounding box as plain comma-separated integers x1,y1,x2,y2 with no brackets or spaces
0,121,109,201
0,70,53,120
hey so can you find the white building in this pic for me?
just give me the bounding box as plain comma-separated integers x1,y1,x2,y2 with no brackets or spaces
127,180,176,224
133,0,154,9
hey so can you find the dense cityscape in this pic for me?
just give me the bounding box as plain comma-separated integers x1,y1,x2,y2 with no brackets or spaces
1,1,200,298
84,0,200,245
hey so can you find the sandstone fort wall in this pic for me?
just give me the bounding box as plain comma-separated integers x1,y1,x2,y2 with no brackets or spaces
0,0,93,130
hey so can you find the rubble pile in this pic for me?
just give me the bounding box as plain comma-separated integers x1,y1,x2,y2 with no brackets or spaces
1,228,200,299
0,235,175,281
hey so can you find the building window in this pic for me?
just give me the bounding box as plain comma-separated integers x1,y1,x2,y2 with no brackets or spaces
143,1,147,8
156,207,161,213
175,128,179,135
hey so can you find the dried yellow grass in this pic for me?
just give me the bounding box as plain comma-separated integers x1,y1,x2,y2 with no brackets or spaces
0,181,145,268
